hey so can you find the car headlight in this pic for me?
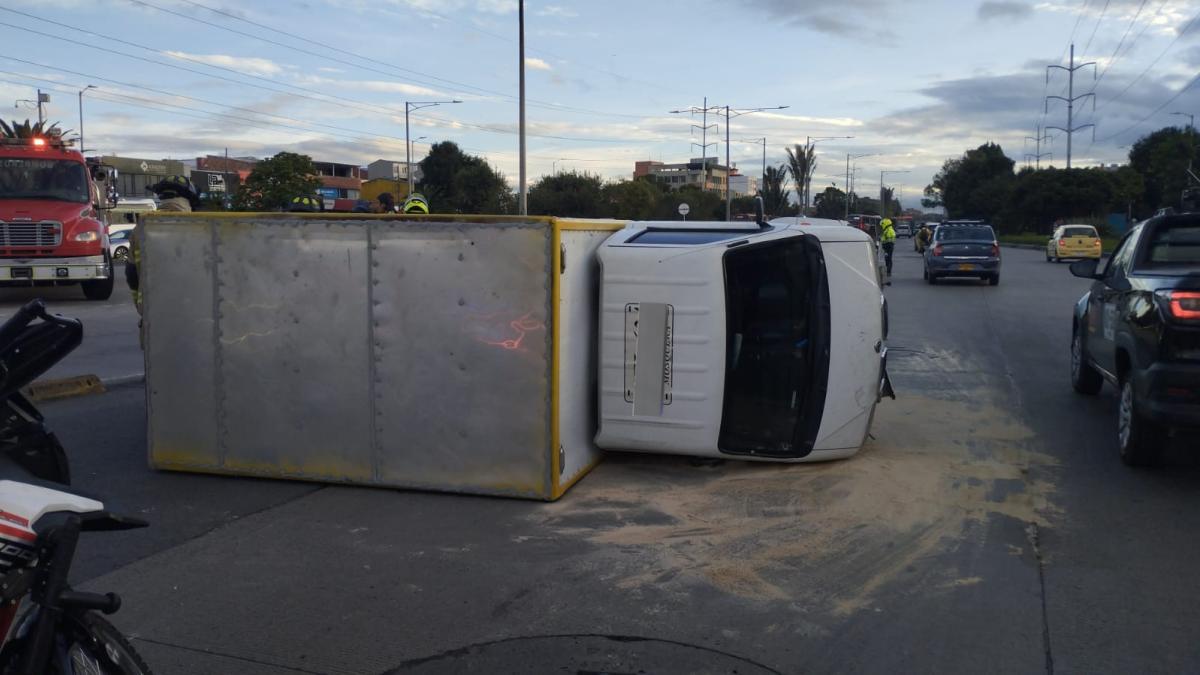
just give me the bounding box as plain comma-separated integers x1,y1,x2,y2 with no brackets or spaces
73,231,100,242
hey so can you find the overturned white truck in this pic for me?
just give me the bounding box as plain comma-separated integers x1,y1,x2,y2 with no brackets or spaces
141,212,890,500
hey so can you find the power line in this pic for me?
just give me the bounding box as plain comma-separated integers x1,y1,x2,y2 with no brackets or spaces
128,0,651,121
0,16,652,143
1096,71,1200,143
1079,0,1112,59
1093,0,1151,86
1093,7,1200,114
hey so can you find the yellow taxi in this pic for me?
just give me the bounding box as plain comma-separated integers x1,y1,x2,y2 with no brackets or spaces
1047,224,1102,262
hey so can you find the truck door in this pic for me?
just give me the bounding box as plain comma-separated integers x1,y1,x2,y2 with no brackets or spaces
718,234,830,459
1090,228,1141,375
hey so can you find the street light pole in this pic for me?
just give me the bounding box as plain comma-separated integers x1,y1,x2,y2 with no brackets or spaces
804,136,854,213
845,153,877,220
518,0,527,214
1171,112,1196,185
879,169,911,219
405,99,461,198
77,85,95,153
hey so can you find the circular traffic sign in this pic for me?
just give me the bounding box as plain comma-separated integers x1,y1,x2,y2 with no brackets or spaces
677,203,690,216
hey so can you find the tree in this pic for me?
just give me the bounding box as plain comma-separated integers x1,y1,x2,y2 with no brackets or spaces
813,186,846,219
601,179,660,219
880,186,895,218
926,142,1015,220
660,184,724,220
786,143,816,214
1001,167,1120,234
1128,126,1193,214
418,141,512,213
760,164,790,216
233,151,321,211
528,171,605,217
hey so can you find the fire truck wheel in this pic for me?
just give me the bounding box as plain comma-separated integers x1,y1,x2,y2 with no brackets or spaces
82,256,115,301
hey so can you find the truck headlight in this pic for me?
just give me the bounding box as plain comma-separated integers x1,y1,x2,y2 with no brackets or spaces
73,231,100,242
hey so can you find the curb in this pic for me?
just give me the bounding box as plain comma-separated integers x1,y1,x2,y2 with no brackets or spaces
23,372,144,403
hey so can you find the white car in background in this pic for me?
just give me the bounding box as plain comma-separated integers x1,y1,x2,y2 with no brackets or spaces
108,228,132,262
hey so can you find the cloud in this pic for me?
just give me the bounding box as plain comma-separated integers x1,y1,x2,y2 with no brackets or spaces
978,1,1032,21
524,57,552,71
164,51,284,77
536,4,577,17
730,0,898,43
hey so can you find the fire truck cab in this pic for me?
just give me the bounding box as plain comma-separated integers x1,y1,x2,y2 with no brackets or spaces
0,135,114,300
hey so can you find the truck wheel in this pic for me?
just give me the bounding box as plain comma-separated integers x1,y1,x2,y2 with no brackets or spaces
1070,329,1103,395
82,256,115,301
1117,376,1165,467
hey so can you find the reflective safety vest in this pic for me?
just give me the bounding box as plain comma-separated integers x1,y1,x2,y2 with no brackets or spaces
880,224,896,244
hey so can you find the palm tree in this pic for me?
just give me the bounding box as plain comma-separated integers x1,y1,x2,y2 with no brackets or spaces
0,119,64,139
881,186,895,217
786,143,816,215
760,164,790,216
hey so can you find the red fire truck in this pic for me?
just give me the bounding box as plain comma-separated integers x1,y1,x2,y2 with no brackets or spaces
0,134,114,300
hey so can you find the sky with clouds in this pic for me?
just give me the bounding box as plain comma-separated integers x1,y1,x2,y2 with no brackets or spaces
0,0,1197,202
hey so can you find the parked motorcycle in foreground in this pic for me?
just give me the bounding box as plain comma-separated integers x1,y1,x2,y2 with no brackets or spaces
0,300,151,674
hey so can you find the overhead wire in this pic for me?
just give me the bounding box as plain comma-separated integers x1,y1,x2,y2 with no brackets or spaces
1079,0,1112,59
0,15,657,143
1093,7,1200,114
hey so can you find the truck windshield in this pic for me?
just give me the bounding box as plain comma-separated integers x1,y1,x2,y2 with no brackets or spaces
0,158,89,203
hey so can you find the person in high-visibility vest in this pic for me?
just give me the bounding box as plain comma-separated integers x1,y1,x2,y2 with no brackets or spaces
288,195,323,212
402,193,430,214
127,175,198,348
880,217,897,278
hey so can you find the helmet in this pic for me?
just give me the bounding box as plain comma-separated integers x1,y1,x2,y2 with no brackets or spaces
402,193,430,214
150,175,198,206
881,218,893,227
288,195,323,212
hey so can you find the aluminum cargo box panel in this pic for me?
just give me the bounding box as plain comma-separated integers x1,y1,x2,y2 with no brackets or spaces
217,220,373,480
144,217,219,468
372,221,552,496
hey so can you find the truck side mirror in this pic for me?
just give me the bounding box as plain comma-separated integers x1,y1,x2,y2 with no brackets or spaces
1069,258,1100,279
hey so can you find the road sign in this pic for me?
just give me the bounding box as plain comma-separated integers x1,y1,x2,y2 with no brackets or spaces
678,203,690,218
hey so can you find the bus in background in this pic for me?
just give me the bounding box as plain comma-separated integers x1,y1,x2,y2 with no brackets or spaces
848,214,882,239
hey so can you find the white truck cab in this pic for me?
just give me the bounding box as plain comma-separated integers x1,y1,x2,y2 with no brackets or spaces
595,216,891,462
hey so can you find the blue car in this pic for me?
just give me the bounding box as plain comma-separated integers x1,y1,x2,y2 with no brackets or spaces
923,221,1001,286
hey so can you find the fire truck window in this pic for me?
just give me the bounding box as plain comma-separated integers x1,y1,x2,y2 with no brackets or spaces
0,159,90,203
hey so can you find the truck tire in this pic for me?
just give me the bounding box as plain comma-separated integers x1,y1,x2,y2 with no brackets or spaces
1070,329,1103,395
82,256,114,301
1117,376,1165,467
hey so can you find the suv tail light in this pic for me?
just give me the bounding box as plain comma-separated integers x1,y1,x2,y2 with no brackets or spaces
933,244,943,257
991,242,1000,257
1159,290,1200,320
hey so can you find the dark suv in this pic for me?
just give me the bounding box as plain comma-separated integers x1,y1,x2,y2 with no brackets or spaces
1070,214,1200,465
923,221,1001,285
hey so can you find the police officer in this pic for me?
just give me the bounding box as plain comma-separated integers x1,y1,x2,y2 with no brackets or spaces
127,175,199,347
402,192,430,214
879,217,897,278
288,195,323,212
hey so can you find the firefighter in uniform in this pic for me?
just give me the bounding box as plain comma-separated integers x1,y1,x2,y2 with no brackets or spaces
880,217,897,278
126,175,199,348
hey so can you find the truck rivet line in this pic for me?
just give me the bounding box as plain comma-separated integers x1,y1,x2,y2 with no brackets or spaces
366,220,381,483
210,220,227,468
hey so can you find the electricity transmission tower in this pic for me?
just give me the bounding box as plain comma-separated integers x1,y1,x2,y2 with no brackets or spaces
1045,44,1096,168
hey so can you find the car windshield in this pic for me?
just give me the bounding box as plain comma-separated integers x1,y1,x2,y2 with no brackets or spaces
1063,226,1097,237
0,158,90,203
938,226,994,241
1139,221,1200,267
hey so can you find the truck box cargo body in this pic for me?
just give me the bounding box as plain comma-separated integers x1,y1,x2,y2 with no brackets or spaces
142,213,623,500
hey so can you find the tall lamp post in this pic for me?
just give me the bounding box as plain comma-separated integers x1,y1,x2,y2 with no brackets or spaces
880,169,911,219
405,100,460,197
78,85,96,152
739,137,768,193
803,135,854,213
845,152,876,220
1171,111,1196,185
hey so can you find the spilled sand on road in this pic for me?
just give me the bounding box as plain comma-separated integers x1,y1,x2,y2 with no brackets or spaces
532,394,1058,616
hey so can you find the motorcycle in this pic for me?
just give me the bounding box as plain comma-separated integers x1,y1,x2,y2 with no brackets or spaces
0,300,151,674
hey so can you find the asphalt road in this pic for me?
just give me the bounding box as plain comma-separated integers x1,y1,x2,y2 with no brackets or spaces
0,263,143,382
24,243,1200,674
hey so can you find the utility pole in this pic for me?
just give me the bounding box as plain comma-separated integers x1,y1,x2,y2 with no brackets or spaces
36,90,47,125
518,0,527,215
406,99,461,198
77,85,96,152
804,136,854,213
1046,44,1096,169
1024,123,1053,170
738,137,767,194
1170,112,1196,186
846,153,877,220
670,97,719,189
880,169,910,219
